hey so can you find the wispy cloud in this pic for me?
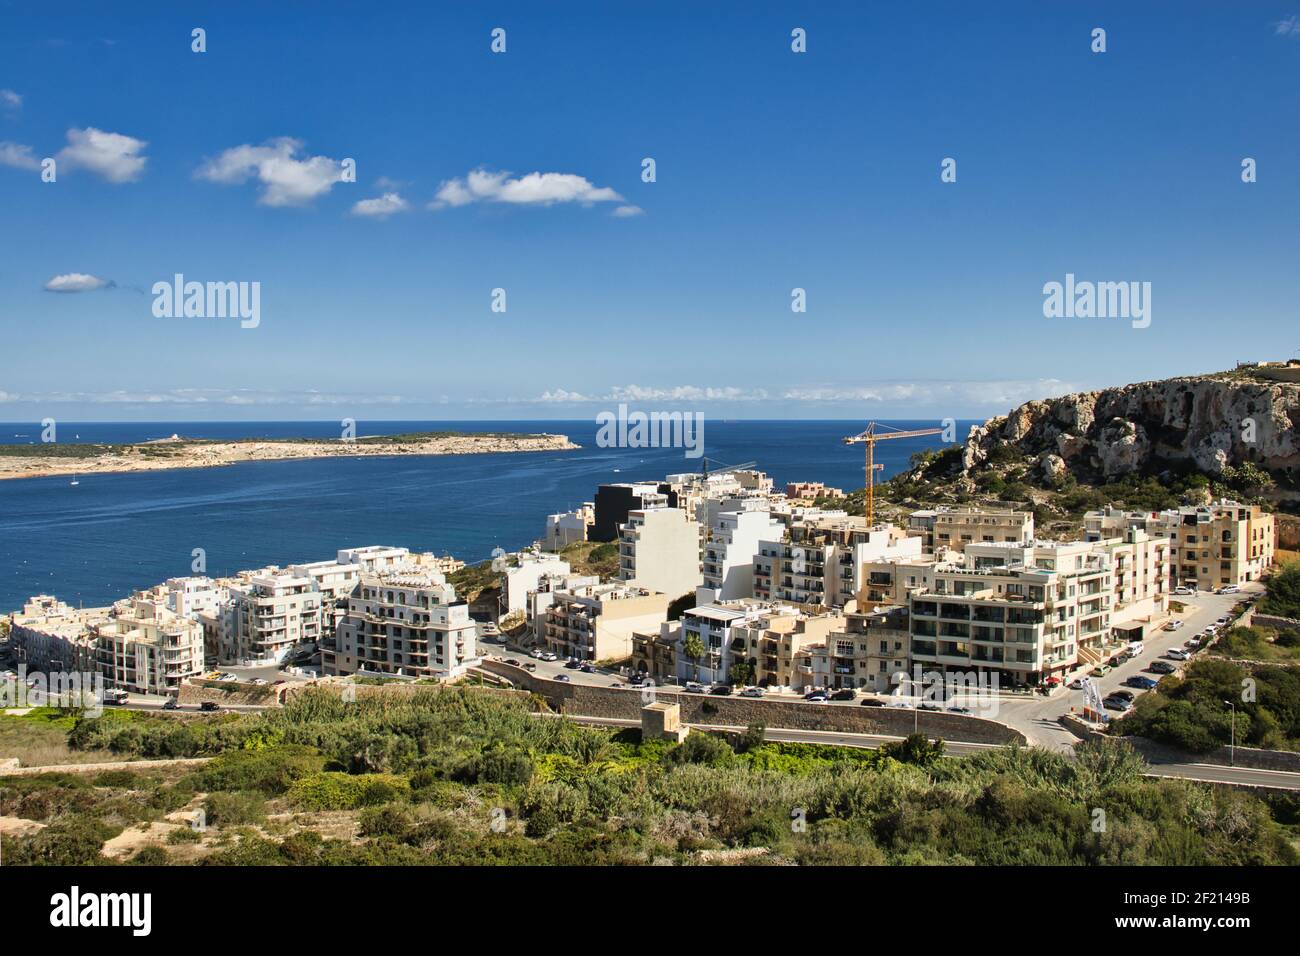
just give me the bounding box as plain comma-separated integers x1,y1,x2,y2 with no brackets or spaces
351,192,409,218
612,204,644,218
429,168,623,210
43,273,115,293
0,89,21,112
195,137,348,207
1275,15,1300,36
56,127,148,183
0,141,40,170
0,387,403,406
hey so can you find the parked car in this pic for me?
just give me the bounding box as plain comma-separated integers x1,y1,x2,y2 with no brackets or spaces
1216,616,1232,625
860,698,886,707
628,673,645,685
1109,689,1135,701
741,686,765,698
1183,638,1201,650
804,690,829,702
1149,660,1178,675
1125,675,1159,689
1173,586,1196,596
529,649,545,659
523,662,537,671
564,659,581,669
580,663,596,673
1217,585,1241,595
200,701,220,712
1166,648,1192,661
831,688,857,701
1067,678,1086,690
919,702,942,711
1090,665,1112,677
554,674,570,682
710,684,733,696
1162,620,1184,631
541,652,558,662
162,698,179,711
504,658,520,666
685,681,707,693
1102,696,1133,712
947,705,973,714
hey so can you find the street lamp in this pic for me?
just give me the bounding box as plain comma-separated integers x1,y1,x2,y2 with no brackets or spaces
1222,699,1236,766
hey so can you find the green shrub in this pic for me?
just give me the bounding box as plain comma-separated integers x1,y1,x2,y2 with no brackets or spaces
287,772,410,811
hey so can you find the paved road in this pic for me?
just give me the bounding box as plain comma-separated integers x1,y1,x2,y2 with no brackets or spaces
994,587,1257,750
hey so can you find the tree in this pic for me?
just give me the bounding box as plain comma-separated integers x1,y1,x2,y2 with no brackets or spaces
682,632,706,681
1260,560,1300,620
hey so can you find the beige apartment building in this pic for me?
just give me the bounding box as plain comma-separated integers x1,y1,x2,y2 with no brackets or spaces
9,595,107,675
326,566,477,680
755,520,921,608
723,603,839,687
543,584,670,661
617,507,702,600
221,570,323,664
1086,501,1275,588
910,542,1112,688
92,588,205,695
908,507,1034,553
801,604,911,693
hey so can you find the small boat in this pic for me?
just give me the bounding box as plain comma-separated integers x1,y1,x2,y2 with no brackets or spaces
69,479,80,486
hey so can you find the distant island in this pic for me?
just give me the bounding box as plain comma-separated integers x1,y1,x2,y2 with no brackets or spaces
0,431,580,481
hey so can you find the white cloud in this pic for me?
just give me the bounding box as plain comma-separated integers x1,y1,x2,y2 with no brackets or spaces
781,379,1084,407
430,168,623,210
1275,15,1300,35
351,192,409,218
612,204,644,218
195,137,348,207
0,141,40,170
56,127,147,183
43,273,114,293
536,385,769,404
0,387,403,406
0,89,21,111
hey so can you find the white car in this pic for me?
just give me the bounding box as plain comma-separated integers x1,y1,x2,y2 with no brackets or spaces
1166,649,1192,661
541,652,558,662
741,686,765,698
529,649,545,659
1217,585,1241,595
1173,586,1196,596
1162,620,1184,631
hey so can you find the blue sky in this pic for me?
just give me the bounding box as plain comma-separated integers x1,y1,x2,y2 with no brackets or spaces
1,1,1298,422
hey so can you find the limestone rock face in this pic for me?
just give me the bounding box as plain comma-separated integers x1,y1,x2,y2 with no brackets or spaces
962,375,1300,481
1038,453,1067,482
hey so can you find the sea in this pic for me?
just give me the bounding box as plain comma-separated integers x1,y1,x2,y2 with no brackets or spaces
0,420,970,612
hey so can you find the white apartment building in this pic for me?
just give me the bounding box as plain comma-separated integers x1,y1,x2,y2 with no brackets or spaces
908,507,1035,553
93,588,205,695
164,576,227,620
502,551,572,616
675,603,769,685
909,543,1112,688
544,503,595,550
617,507,702,600
525,572,601,643
755,522,922,608
542,583,670,661
223,571,323,664
327,565,477,680
699,508,785,604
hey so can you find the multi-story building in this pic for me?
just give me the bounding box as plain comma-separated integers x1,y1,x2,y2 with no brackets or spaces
617,507,702,599
786,481,845,500
805,604,911,693
222,571,323,664
92,588,205,695
326,565,477,680
727,603,839,688
909,542,1112,688
502,551,572,616
631,619,682,683
544,503,594,550
755,521,922,608
908,507,1035,553
525,572,601,643
699,508,784,603
1085,501,1274,588
163,576,227,620
592,482,673,541
675,603,768,685
9,596,106,674
542,583,670,661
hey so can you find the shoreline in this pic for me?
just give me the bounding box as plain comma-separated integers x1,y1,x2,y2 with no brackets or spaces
0,433,580,482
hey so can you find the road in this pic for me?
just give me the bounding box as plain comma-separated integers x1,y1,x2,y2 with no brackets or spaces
994,587,1256,751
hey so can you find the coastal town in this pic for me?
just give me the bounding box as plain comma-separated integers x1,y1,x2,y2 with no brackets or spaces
2,459,1280,760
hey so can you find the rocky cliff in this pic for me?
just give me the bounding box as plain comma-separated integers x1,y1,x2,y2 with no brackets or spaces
961,373,1300,483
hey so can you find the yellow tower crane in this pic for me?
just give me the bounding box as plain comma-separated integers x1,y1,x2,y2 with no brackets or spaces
843,422,945,526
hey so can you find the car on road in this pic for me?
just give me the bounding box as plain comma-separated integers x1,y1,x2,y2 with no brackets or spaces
831,688,857,701
947,705,973,714
162,698,179,710
249,677,268,685
1217,585,1241,595
1090,665,1112,677
1162,620,1183,631
919,702,942,711
1216,616,1232,626
580,663,596,673
1109,689,1135,701
1166,648,1192,661
1067,678,1086,690
804,690,829,702
1183,638,1201,650
200,701,220,712
741,686,765,698
860,698,885,707
1125,675,1159,689
710,684,733,696
541,652,558,662
1173,586,1196,596
564,659,581,669
1149,660,1178,675
685,681,708,694
504,658,520,666
554,674,570,682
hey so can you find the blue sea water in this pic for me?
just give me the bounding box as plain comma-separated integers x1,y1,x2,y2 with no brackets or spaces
0,420,969,612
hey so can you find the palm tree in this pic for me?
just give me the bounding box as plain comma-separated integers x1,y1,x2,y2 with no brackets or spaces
682,632,706,682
